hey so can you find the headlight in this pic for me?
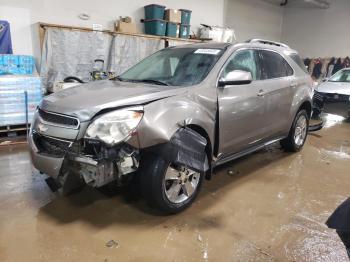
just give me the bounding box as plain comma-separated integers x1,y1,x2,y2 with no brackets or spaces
85,106,143,145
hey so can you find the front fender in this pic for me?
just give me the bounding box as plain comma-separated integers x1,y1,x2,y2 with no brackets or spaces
132,95,216,150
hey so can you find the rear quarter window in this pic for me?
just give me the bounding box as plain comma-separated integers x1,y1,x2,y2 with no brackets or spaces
289,53,309,74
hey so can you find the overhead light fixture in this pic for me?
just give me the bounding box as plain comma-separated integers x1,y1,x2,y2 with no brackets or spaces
304,0,330,9
280,0,288,6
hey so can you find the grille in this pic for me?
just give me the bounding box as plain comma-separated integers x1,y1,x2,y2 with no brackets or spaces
34,133,72,158
38,108,79,128
317,92,350,102
313,92,324,101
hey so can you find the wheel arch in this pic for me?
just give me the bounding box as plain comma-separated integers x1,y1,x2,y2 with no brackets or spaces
186,124,213,169
298,100,312,118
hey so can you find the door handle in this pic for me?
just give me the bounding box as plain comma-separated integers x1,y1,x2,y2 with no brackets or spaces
257,89,266,97
290,82,297,88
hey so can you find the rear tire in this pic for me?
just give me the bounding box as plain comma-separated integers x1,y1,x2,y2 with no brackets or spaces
139,153,204,214
280,109,309,152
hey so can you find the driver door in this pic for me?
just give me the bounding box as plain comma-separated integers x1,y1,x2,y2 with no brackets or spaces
217,49,270,157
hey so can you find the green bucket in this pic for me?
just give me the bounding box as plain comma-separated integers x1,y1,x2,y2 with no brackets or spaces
144,4,166,20
144,19,166,36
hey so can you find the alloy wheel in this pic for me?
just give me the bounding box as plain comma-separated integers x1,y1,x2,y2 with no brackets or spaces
163,165,200,204
294,115,308,146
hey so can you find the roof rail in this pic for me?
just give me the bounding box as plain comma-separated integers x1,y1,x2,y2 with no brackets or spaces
247,39,290,49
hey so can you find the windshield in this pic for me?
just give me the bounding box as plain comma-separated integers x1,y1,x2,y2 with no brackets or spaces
329,69,350,82
118,47,224,86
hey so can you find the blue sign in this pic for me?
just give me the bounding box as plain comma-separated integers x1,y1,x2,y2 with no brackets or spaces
0,21,13,54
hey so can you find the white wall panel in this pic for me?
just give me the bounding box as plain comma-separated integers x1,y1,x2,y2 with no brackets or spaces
282,0,350,57
224,0,284,42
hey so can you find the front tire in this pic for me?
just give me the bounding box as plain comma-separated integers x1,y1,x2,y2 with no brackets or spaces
281,109,309,152
139,153,204,214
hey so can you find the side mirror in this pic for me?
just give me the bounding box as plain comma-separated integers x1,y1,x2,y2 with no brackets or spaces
218,70,253,87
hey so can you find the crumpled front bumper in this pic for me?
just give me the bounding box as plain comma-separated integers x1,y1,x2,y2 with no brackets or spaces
28,110,84,179
28,131,65,179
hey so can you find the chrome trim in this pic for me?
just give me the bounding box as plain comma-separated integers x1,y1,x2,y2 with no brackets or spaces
33,130,74,148
216,47,296,88
38,109,80,130
74,156,98,166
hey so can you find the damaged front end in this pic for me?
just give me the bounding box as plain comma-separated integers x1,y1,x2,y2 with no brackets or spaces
32,131,140,193
72,139,140,188
29,107,142,194
30,104,211,194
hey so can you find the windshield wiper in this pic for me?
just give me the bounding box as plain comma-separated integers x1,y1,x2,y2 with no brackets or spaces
112,77,169,86
136,79,169,86
112,76,126,81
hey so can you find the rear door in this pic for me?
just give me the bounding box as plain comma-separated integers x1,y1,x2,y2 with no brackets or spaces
257,50,295,136
217,49,270,156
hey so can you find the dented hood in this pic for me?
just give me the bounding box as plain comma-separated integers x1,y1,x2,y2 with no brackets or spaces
40,80,185,121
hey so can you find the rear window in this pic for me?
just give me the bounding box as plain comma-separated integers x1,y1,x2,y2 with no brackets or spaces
259,50,294,79
289,53,308,73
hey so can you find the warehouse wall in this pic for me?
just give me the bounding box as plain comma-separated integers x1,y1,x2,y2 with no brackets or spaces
224,0,284,42
0,0,225,56
281,0,350,58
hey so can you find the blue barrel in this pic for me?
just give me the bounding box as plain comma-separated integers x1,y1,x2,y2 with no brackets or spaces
166,22,178,37
144,19,166,36
179,9,192,25
179,24,190,38
144,4,166,20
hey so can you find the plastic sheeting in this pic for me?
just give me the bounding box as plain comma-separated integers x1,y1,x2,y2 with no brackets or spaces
40,28,165,92
108,34,164,75
40,28,112,92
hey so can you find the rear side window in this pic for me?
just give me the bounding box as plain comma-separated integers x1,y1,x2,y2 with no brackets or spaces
259,50,294,80
289,53,308,73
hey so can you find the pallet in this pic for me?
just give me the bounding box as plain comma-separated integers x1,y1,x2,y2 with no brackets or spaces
0,124,30,138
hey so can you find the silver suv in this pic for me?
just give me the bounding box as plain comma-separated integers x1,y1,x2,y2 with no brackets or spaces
29,39,313,213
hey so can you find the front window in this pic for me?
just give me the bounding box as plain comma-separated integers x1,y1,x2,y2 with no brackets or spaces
118,47,224,86
220,49,260,80
329,69,350,82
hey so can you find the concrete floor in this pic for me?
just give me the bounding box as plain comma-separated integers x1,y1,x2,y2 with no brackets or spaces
0,107,349,261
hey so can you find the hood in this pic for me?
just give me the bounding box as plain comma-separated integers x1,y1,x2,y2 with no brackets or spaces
40,80,186,121
316,81,350,96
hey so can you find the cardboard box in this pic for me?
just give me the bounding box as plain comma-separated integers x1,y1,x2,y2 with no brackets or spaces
165,9,181,24
116,21,138,34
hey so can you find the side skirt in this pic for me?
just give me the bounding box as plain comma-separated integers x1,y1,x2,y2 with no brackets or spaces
213,136,286,168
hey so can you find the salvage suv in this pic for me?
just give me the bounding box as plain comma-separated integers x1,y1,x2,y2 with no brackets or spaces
29,39,313,213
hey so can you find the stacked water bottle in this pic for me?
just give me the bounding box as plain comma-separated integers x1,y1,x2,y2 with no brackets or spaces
0,55,35,75
0,55,42,126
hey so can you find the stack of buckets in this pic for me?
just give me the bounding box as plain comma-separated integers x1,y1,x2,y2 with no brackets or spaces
144,4,192,38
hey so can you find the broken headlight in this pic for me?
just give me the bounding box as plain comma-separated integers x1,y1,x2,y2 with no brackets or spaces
85,106,143,145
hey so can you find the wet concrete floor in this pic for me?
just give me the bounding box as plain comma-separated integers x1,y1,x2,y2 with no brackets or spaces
0,109,349,261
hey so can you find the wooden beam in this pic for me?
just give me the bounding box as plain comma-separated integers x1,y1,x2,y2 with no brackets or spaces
38,22,204,43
